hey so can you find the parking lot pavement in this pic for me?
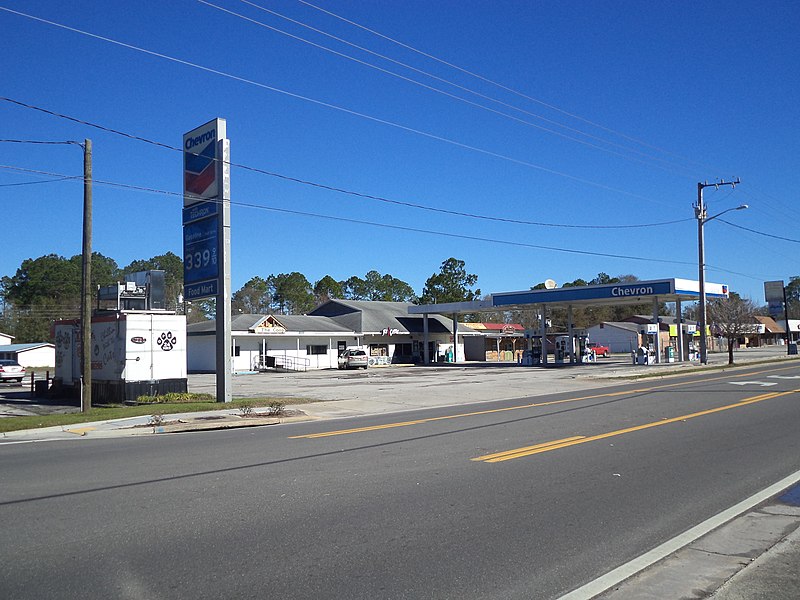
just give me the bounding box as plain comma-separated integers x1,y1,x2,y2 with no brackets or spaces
187,346,798,418
1,346,796,423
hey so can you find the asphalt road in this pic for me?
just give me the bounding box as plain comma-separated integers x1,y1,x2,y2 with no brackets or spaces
1,362,799,599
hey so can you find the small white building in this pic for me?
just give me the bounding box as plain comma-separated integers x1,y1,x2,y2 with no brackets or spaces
586,322,643,353
0,343,56,368
0,332,13,346
187,300,463,372
188,313,360,372
776,320,800,343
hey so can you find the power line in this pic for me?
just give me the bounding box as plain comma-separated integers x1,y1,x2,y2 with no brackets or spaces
0,167,766,282
295,0,720,175
0,7,670,207
0,101,687,229
202,0,699,179
0,163,736,272
718,218,800,244
0,176,75,187
0,161,691,231
0,139,81,146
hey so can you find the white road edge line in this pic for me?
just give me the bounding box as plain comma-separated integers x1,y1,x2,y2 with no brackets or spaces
557,468,800,600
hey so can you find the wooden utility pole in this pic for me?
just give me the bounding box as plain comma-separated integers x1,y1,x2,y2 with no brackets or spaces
80,139,92,411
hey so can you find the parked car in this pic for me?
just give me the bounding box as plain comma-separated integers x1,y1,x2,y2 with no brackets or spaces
587,342,611,357
338,349,368,370
0,359,26,382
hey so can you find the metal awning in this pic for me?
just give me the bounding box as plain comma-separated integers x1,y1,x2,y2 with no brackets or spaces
409,278,728,315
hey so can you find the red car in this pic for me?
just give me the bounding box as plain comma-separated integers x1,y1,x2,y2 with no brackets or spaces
587,343,610,357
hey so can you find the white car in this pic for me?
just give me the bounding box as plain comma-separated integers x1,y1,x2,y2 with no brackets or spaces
338,349,368,370
0,359,26,382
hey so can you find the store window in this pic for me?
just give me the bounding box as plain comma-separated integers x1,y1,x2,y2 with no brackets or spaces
307,345,328,355
394,343,413,356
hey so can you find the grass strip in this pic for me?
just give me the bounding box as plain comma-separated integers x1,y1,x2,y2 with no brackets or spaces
0,397,316,433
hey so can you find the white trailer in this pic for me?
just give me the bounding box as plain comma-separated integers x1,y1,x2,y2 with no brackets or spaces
54,312,187,403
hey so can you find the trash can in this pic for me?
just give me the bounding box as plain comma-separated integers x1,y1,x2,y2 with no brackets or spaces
34,379,50,397
789,343,798,356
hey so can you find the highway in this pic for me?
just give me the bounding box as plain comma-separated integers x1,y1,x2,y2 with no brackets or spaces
1,362,799,599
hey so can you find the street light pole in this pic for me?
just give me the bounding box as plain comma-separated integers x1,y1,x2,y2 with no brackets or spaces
695,179,744,365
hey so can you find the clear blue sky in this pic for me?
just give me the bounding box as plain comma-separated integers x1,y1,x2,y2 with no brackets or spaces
2,0,798,306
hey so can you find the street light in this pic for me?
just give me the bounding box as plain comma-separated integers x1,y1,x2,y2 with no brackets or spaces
696,178,746,364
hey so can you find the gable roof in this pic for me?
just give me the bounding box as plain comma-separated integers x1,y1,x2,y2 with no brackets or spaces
188,313,355,335
308,300,453,334
754,315,785,333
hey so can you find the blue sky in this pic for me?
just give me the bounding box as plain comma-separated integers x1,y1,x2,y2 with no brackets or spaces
1,0,798,305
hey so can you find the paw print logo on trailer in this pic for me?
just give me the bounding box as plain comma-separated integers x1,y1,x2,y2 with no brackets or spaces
157,332,176,351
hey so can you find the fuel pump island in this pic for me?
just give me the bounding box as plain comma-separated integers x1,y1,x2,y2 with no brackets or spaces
408,278,729,367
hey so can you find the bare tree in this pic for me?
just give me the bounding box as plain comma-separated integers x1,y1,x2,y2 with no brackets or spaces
707,294,758,365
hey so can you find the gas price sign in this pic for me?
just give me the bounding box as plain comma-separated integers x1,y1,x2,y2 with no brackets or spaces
183,215,219,285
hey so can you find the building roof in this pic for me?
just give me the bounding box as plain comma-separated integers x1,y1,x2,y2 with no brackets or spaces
462,322,525,331
308,300,454,334
754,315,785,334
590,322,643,334
460,323,524,337
0,343,55,352
188,313,355,335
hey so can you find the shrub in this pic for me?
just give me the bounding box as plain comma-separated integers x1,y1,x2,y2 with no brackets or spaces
268,401,285,416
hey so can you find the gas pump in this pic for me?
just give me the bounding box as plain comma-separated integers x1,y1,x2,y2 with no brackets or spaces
576,333,590,364
686,324,698,360
637,323,659,365
522,331,542,366
554,336,572,364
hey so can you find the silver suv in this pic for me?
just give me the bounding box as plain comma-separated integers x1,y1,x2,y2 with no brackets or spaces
337,349,368,370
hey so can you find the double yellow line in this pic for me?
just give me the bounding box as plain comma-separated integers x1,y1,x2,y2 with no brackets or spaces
289,389,640,439
289,364,800,444
472,389,799,463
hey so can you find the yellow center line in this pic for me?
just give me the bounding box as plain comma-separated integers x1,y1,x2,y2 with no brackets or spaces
473,388,800,463
289,364,800,440
472,436,586,462
289,390,637,439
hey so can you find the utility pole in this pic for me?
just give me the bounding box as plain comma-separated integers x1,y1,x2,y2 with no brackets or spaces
80,139,92,411
695,178,741,365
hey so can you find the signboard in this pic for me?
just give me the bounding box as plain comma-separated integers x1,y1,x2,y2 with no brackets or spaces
765,281,786,318
183,200,218,225
493,280,674,307
184,119,225,206
183,216,219,284
182,118,232,403
764,280,785,303
184,279,218,301
646,323,658,334
183,119,227,301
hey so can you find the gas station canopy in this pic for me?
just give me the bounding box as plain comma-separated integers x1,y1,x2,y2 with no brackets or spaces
408,278,729,315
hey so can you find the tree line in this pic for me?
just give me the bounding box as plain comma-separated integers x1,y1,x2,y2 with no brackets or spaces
1,250,793,347
0,255,481,342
